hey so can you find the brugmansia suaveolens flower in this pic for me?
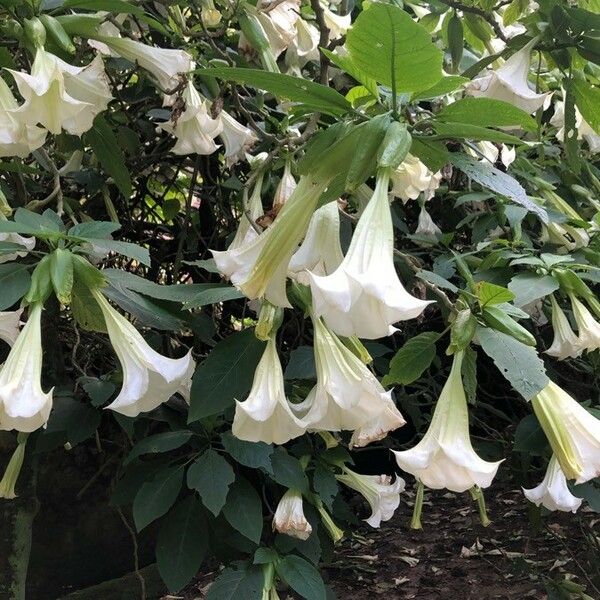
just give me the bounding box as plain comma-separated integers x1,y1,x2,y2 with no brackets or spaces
232,335,306,444
0,309,22,347
0,76,46,158
414,205,442,241
293,314,405,446
393,351,502,492
570,294,600,354
390,154,441,203
546,295,581,360
93,290,195,417
309,170,432,339
0,304,53,432
550,99,600,154
336,467,404,527
95,36,192,91
213,175,329,306
465,38,549,114
523,455,582,513
9,49,112,136
218,110,258,166
272,489,312,540
531,381,600,484
288,201,344,285
159,82,222,155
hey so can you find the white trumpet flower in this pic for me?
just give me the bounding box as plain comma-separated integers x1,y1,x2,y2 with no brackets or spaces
0,310,22,347
541,222,590,253
390,154,442,203
0,304,53,432
570,294,600,354
523,456,583,513
309,171,432,339
465,39,549,114
96,36,192,91
532,381,600,484
0,214,35,264
393,352,502,492
93,291,195,417
321,4,351,39
212,176,264,278
272,162,297,212
546,296,581,360
262,0,301,57
232,335,306,444
218,110,258,166
550,99,600,154
288,201,344,286
285,19,320,73
159,82,222,155
468,141,516,168
8,50,112,136
0,77,46,158
336,468,405,527
292,315,405,445
414,205,442,241
272,489,312,540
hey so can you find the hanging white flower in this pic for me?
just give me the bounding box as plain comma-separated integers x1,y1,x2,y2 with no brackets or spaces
272,161,297,212
0,309,22,347
232,335,306,444
321,4,351,39
272,489,313,540
550,99,600,154
158,82,222,155
541,222,590,253
218,110,258,166
532,380,600,484
288,201,344,286
468,141,516,168
95,35,192,91
92,290,195,417
546,296,581,360
212,176,264,279
336,467,405,527
0,214,36,264
8,49,112,136
393,351,502,492
523,456,583,513
285,18,320,73
263,0,301,56
390,154,442,203
414,205,442,241
570,294,600,354
0,76,46,158
465,39,550,114
0,304,53,432
309,170,432,339
292,314,405,445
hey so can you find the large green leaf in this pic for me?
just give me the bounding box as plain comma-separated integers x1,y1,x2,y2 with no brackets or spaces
270,449,309,494
205,565,264,600
187,449,235,516
346,3,443,93
382,332,439,386
156,496,208,592
433,122,523,144
276,555,327,600
0,264,31,310
508,273,560,307
221,432,274,473
476,327,548,401
188,329,266,421
573,77,600,134
436,98,537,131
222,478,263,544
198,67,351,116
61,0,146,14
124,431,194,465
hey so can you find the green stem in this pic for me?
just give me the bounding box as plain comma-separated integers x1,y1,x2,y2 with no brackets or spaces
470,486,491,527
410,480,424,530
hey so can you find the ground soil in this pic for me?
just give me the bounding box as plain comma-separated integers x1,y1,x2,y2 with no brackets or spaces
173,484,599,600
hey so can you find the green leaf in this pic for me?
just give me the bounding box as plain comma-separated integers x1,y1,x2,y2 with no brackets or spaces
124,431,194,465
50,248,74,305
184,283,244,308
68,221,121,239
313,464,338,511
222,478,263,544
284,345,317,380
198,67,351,116
461,346,478,405
61,0,146,14
346,3,443,93
133,464,185,531
411,76,468,100
221,432,274,473
514,414,548,453
436,98,536,131
156,496,208,592
321,49,379,98
205,565,264,600
84,115,132,197
77,238,150,267
433,122,523,144
0,264,31,310
276,555,327,600
449,153,548,222
188,329,266,421
476,327,548,401
475,281,515,306
270,450,309,494
187,449,235,516
573,77,600,134
410,138,450,172
382,332,439,386
508,273,560,307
